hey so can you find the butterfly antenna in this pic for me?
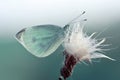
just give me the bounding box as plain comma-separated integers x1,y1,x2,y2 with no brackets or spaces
67,11,86,25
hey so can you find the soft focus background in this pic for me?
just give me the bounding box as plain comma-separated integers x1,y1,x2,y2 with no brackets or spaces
0,0,120,80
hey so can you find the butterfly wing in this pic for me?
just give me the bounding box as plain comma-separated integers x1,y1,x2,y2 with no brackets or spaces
15,25,65,57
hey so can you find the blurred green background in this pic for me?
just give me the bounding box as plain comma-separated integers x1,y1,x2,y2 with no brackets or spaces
0,0,120,80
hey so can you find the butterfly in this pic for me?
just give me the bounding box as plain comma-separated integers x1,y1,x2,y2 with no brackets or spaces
16,24,66,57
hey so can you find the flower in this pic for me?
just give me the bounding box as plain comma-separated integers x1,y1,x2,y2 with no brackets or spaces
63,22,115,62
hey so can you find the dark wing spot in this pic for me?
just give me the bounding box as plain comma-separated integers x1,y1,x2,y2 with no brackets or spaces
32,37,37,43
39,43,46,48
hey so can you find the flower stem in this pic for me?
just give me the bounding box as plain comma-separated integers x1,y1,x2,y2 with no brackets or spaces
59,51,78,80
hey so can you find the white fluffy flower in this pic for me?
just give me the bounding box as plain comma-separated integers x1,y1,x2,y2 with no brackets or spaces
63,22,114,62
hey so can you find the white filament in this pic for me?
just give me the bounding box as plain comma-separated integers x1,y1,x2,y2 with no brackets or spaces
63,22,115,61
